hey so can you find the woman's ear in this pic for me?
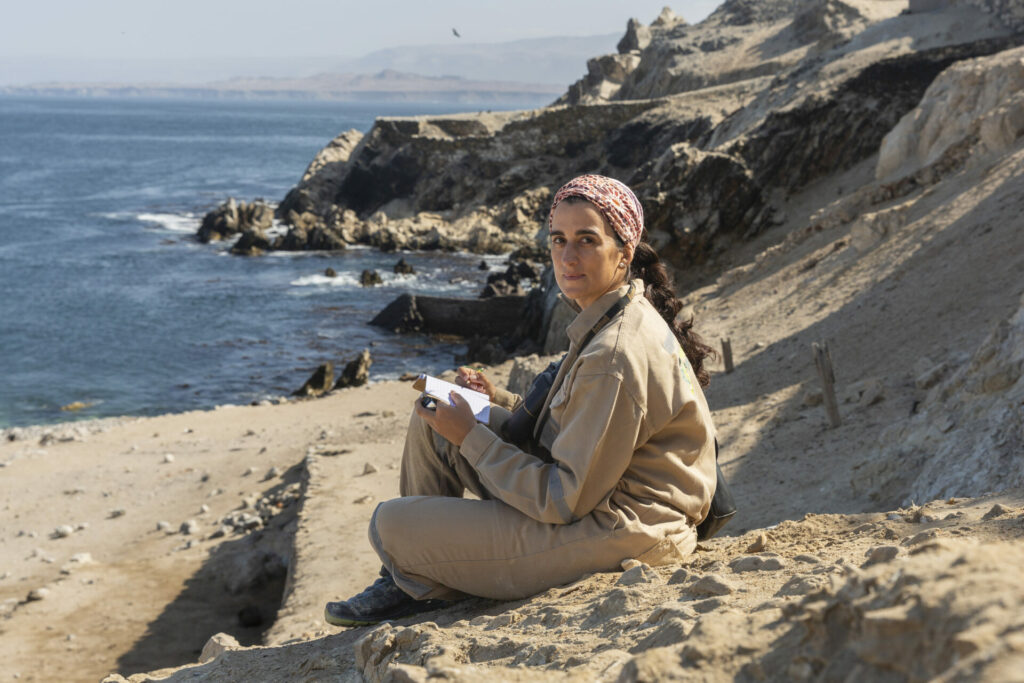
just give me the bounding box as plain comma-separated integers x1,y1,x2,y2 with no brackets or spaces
621,243,635,269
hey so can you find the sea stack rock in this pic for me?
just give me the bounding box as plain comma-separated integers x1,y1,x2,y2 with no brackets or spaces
197,198,273,243
293,363,335,398
334,350,372,389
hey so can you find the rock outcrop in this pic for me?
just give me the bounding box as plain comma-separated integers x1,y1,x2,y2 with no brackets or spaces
853,294,1024,506
292,364,334,398
276,129,363,220
196,198,273,244
876,44,1024,180
333,350,372,389
212,0,1018,286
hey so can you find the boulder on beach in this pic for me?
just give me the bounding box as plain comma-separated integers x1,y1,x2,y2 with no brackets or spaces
334,350,372,389
292,363,334,398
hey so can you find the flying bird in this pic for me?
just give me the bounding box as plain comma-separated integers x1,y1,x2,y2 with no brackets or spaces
452,27,461,38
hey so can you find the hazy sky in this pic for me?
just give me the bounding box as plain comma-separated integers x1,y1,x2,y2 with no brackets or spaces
0,1,722,84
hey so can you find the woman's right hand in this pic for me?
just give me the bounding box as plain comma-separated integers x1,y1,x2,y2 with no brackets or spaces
455,366,496,401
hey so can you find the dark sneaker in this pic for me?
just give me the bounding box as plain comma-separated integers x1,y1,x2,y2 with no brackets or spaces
324,567,444,627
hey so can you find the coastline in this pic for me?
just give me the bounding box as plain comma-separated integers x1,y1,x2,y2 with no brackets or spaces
0,95,514,432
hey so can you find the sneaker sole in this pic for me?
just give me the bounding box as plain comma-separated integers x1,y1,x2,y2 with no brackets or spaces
323,606,380,627
324,600,449,627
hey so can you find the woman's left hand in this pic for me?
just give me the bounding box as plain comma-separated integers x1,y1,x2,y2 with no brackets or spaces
415,391,477,446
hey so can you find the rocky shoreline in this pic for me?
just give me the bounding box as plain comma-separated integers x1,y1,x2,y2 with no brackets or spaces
196,1,1021,288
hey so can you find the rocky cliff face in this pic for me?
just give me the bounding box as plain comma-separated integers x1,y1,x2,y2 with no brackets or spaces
212,0,1018,285
845,45,1024,507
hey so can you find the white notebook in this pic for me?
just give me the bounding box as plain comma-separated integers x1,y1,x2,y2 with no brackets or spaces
413,374,491,422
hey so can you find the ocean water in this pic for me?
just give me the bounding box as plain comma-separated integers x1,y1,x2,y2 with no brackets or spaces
0,96,510,429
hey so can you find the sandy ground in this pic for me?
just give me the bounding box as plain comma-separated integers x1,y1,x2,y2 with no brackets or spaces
0,385,417,681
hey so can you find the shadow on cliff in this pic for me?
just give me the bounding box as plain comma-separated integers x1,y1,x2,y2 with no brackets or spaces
114,464,305,677
704,160,1024,529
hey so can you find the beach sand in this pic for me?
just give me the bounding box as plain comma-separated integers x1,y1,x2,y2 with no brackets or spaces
0,382,423,680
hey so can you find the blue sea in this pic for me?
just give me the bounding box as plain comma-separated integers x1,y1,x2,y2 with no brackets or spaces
0,96,511,429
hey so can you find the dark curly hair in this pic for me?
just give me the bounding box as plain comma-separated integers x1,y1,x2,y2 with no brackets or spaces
629,237,717,388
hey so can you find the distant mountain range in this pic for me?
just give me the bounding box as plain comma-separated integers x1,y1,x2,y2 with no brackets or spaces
0,69,565,106
333,34,619,85
0,34,619,105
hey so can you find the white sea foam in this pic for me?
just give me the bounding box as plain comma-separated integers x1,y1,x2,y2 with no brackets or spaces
137,212,199,233
287,270,474,295
267,219,289,239
290,273,361,287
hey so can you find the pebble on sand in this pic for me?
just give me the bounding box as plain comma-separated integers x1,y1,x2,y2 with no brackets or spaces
688,574,736,596
163,453,175,464
51,525,75,539
982,503,1012,520
862,545,900,567
26,587,50,601
746,533,769,553
362,463,379,475
180,520,200,535
617,564,659,586
200,632,241,664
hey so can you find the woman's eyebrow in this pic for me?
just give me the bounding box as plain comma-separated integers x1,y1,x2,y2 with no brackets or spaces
550,227,601,236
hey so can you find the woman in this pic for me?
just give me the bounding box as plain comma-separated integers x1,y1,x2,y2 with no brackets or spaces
325,174,718,626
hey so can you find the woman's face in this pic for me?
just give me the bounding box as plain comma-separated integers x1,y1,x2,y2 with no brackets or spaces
549,200,633,311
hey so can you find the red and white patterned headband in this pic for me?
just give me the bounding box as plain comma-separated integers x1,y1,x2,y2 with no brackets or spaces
548,174,644,248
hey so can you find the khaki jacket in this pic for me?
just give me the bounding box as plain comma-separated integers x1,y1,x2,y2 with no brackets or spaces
461,279,718,531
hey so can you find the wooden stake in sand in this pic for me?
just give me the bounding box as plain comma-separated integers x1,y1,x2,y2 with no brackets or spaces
813,341,841,428
721,338,734,374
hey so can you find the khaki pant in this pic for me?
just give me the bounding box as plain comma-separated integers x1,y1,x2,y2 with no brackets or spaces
368,407,696,601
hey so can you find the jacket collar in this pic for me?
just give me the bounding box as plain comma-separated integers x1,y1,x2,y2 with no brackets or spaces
564,278,643,347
